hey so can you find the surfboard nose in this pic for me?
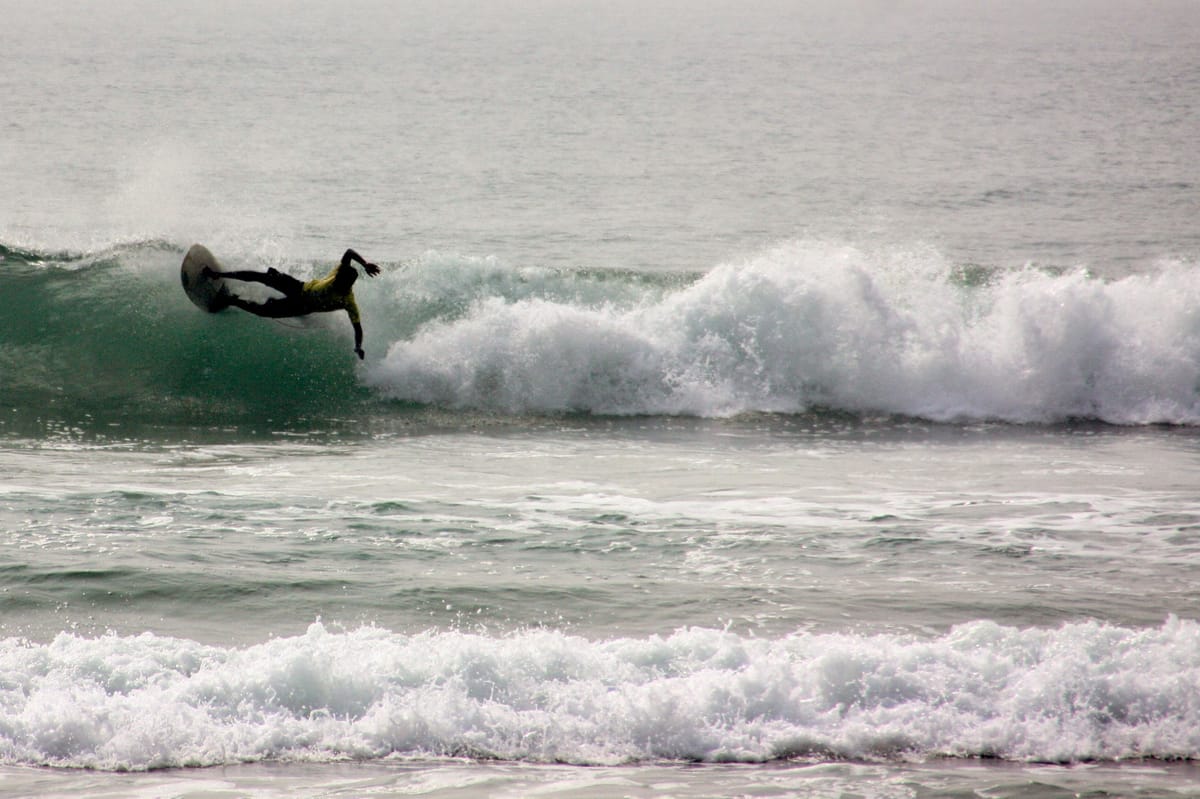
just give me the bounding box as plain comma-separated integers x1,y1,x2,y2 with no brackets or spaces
181,244,229,312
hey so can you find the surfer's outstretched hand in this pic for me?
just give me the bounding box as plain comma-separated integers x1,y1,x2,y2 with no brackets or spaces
364,262,381,277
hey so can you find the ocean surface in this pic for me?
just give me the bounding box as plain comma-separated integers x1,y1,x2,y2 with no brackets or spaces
3,0,1200,796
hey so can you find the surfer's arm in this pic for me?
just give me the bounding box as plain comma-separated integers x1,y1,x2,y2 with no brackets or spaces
341,249,381,277
345,297,365,359
352,321,365,360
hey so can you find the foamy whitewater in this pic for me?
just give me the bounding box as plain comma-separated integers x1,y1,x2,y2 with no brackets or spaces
371,243,1200,423
3,0,1200,796
4,619,1200,771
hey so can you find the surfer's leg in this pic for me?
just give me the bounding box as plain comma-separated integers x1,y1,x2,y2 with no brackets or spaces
225,295,304,319
213,269,305,296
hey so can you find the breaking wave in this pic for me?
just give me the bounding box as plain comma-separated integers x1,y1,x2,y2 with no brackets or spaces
4,238,1200,432
369,241,1200,424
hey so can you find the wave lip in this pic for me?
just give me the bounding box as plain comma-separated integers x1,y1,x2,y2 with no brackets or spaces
368,242,1200,425
1,617,1197,770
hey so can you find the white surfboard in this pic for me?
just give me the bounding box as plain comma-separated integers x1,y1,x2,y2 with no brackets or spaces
180,244,230,312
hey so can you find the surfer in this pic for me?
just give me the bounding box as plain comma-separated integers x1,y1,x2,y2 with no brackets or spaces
206,249,381,359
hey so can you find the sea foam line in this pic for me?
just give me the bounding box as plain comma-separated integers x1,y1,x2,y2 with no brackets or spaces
1,617,1198,770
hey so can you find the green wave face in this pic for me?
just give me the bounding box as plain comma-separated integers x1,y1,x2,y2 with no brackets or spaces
0,242,372,439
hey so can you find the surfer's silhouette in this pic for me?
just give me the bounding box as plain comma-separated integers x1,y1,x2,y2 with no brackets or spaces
206,249,381,359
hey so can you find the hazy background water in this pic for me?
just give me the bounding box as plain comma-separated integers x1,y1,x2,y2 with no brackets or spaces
4,0,1198,273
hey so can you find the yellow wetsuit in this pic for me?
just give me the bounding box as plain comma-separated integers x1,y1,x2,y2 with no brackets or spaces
300,263,360,323
219,252,373,358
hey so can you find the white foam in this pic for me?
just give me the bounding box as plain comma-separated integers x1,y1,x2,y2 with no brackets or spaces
1,617,1198,770
366,242,1200,424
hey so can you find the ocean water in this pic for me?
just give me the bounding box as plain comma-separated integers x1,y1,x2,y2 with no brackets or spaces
3,0,1200,797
